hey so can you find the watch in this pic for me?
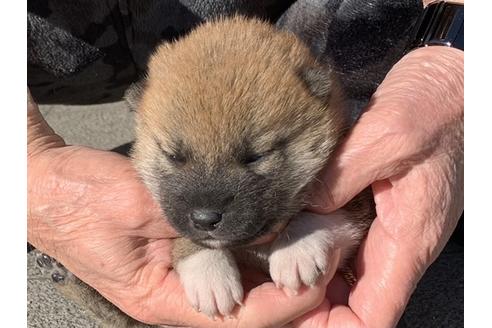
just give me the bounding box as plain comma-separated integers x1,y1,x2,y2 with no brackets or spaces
411,1,464,50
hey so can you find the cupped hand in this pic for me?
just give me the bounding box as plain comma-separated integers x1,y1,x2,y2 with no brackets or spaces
28,100,331,328
296,46,464,328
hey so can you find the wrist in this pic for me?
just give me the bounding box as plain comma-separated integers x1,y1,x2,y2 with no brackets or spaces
377,46,463,120
423,0,464,6
368,45,463,169
404,46,463,116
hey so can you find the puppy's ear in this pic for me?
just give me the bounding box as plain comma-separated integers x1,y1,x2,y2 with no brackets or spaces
298,66,333,101
124,79,147,112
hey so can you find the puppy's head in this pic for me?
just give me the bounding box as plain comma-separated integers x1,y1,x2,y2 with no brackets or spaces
130,17,348,248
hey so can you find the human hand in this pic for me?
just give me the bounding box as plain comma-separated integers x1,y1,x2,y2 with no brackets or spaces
295,46,464,328
27,96,331,328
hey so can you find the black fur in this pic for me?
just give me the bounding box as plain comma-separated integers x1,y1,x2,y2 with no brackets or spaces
154,151,300,248
278,0,423,122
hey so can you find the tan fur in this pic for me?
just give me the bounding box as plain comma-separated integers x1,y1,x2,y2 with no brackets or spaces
132,16,346,183
132,16,373,267
172,237,206,267
132,15,349,262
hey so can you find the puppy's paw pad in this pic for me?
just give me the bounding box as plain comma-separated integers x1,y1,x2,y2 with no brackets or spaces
176,249,243,317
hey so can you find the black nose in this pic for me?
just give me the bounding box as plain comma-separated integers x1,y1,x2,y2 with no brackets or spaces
190,209,223,231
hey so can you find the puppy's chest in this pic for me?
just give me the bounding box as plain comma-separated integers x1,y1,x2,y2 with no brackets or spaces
233,244,271,273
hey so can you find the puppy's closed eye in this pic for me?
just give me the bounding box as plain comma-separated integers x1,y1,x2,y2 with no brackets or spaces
164,151,187,166
240,137,288,167
240,151,272,166
154,137,187,166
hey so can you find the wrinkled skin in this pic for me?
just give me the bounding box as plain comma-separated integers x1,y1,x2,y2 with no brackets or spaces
28,43,463,328
296,46,463,328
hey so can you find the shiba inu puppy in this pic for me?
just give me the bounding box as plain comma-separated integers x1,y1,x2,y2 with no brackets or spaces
35,15,375,327
130,16,375,317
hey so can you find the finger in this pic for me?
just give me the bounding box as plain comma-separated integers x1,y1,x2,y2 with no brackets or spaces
291,298,331,328
345,225,420,328
306,46,463,213
233,249,340,328
347,150,463,328
307,98,413,213
291,273,353,328
235,274,331,328
325,273,351,305
27,88,37,109
336,178,432,328
27,87,66,156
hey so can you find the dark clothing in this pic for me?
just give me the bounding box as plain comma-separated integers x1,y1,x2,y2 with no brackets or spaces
28,0,294,104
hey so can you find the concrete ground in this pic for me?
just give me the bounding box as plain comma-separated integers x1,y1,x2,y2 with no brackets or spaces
27,102,463,327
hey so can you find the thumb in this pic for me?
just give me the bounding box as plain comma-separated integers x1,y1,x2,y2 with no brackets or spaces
308,46,463,213
307,102,409,213
235,249,340,328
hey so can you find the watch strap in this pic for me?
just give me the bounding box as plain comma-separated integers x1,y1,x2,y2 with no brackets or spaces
411,1,464,50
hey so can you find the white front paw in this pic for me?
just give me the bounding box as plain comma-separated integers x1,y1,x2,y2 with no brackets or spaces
269,235,333,291
269,212,342,292
176,249,243,317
